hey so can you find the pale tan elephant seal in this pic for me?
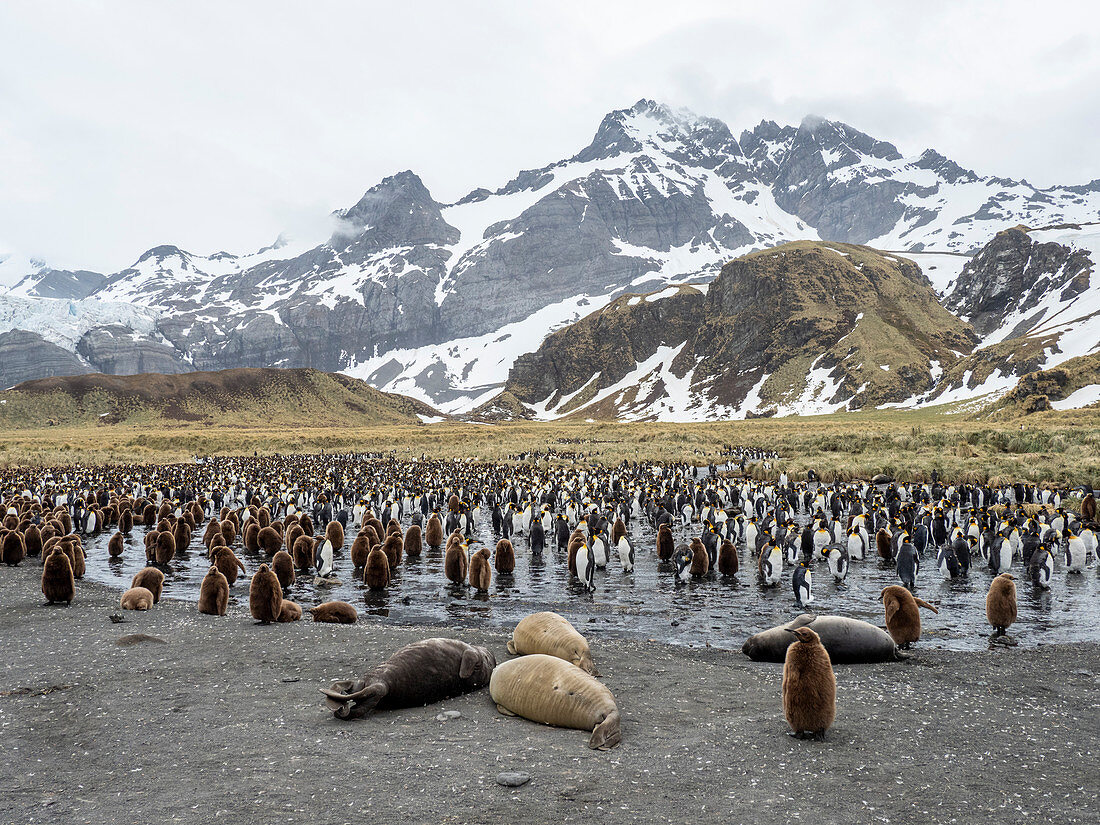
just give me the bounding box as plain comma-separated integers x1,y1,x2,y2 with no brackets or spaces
489,654,621,750
506,611,597,675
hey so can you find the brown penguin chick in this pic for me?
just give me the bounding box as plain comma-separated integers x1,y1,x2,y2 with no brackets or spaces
284,522,304,555
298,514,314,537
144,530,159,563
41,547,75,605
611,518,627,545
108,531,125,557
403,524,423,558
67,540,86,579
120,586,155,611
445,539,469,584
243,522,261,552
495,538,516,574
308,601,358,624
291,534,315,573
1,530,25,566
656,524,674,561
782,626,837,740
173,521,191,554
366,518,385,543
424,515,444,549
202,519,222,549
131,566,165,603
210,546,247,585
326,521,345,551
383,533,403,567
141,502,157,526
277,600,303,622
880,585,938,649
350,531,372,569
717,539,739,577
23,524,43,557
257,507,272,529
469,545,492,591
258,525,283,556
271,550,296,589
986,573,1018,637
155,531,176,565
1081,492,1096,523
197,566,229,616
157,501,173,521
249,564,282,624
448,494,460,513
689,537,710,577
118,508,134,535
386,519,402,538
876,528,893,561
363,545,391,590
219,520,236,547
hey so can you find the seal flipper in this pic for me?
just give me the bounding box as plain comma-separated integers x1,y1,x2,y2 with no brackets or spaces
320,681,387,719
588,710,621,750
495,703,518,717
506,638,518,655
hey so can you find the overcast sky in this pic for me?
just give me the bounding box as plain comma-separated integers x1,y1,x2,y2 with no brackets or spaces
2,1,1099,272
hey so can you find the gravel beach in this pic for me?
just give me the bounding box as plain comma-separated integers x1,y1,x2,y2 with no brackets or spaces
1,565,1097,825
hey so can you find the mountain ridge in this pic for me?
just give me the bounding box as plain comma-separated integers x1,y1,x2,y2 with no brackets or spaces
2,99,1098,415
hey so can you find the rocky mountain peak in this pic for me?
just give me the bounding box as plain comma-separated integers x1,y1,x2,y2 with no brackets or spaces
334,170,458,249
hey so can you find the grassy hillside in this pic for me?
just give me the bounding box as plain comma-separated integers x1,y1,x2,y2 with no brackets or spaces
0,368,442,429
507,242,978,419
1,406,1097,488
991,352,1100,416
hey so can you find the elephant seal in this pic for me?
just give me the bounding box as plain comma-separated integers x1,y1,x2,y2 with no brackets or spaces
489,654,621,750
742,614,899,664
507,611,597,675
320,638,496,720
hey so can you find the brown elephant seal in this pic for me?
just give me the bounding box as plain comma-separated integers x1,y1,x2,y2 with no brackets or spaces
782,626,836,740
320,638,496,719
742,614,900,663
489,654,621,750
120,587,155,610
507,611,598,675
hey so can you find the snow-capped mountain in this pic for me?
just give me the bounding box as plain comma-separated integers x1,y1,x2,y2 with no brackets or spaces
2,99,1098,412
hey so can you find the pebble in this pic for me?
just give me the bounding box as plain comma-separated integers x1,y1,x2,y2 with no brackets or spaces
496,771,531,788
436,710,462,721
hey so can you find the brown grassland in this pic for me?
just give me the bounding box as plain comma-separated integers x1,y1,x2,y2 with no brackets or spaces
1,405,1097,488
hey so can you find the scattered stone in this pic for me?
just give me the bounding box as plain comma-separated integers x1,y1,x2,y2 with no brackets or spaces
435,710,462,721
108,614,126,623
496,771,530,788
116,633,167,647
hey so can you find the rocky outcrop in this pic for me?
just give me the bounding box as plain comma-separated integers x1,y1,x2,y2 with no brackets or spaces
944,227,1093,336
76,326,192,375
0,330,91,390
505,242,979,419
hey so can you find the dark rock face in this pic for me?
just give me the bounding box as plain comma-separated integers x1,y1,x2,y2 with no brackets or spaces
0,330,91,389
76,326,192,376
944,228,1093,336
13,268,107,300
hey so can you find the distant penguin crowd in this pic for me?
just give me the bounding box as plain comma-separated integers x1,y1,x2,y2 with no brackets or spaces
1,455,1097,650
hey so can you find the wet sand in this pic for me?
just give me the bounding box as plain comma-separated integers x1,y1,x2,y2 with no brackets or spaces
0,565,1097,825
